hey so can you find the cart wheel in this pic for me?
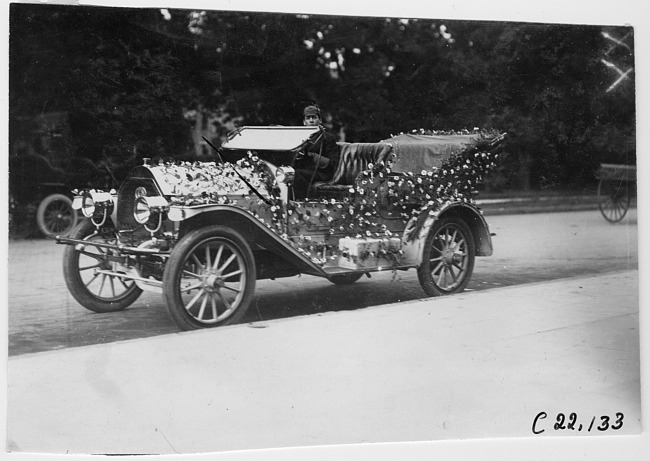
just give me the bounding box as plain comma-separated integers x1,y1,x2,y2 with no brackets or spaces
598,179,630,223
36,193,79,238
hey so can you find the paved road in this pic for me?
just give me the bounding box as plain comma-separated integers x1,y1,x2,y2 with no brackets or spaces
7,271,641,455
7,208,638,356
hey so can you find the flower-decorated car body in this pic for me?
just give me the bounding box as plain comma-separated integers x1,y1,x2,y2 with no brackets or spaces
57,126,504,330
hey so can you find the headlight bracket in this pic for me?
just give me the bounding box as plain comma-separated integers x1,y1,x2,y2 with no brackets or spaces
80,190,115,228
133,195,170,234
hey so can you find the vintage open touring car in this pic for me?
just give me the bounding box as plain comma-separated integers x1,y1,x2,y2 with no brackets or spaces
56,126,504,330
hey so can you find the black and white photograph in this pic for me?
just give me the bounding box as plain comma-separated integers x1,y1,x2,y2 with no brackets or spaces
3,0,647,459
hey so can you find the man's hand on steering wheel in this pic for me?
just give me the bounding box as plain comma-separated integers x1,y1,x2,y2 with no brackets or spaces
293,150,329,168
307,151,330,168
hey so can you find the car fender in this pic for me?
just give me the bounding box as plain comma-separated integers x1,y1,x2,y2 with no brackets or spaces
399,202,493,266
170,204,328,277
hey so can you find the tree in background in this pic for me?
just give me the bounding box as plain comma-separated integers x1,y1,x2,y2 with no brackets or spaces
10,5,194,168
9,4,635,192
479,23,635,189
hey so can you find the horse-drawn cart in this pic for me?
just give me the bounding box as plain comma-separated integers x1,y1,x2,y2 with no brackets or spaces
596,163,637,223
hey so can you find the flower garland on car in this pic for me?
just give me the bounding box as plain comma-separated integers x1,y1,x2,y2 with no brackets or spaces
281,129,502,264
156,154,287,237
385,130,502,240
154,130,502,266
293,129,503,243
161,155,276,205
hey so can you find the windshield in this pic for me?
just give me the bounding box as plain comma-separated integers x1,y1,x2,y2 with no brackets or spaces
221,126,320,151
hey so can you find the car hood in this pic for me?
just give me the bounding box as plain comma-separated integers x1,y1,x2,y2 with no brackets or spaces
142,161,272,202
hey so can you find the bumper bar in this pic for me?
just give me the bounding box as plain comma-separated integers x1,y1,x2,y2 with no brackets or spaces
55,235,170,256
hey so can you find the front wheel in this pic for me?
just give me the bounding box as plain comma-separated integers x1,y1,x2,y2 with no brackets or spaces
37,193,79,238
417,216,475,296
63,220,142,312
163,226,256,330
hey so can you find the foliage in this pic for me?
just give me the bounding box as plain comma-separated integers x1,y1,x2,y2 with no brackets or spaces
9,4,635,191
10,5,194,164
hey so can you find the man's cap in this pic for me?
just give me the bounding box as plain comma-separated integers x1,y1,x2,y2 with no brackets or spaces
303,105,321,117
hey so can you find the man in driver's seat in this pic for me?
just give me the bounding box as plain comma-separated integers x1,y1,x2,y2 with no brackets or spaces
293,105,340,198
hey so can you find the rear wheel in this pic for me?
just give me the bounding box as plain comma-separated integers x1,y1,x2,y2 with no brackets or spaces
63,220,142,312
417,216,475,296
163,226,256,330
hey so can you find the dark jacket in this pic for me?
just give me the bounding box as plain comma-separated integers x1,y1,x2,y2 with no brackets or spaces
296,130,340,177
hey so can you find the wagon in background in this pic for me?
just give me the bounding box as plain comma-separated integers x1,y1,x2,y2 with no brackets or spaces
596,162,637,223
